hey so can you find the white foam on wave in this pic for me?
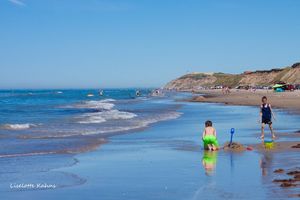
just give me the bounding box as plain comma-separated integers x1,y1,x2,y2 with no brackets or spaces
64,99,116,110
82,100,115,110
99,99,116,102
80,111,182,135
98,110,137,120
78,110,137,124
24,111,181,138
1,123,37,130
78,114,106,124
0,151,56,158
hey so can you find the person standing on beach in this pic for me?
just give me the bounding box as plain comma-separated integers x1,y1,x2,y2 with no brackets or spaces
259,96,276,139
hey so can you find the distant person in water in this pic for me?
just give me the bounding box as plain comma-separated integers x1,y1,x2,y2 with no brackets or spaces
260,96,276,139
99,90,104,96
202,120,219,151
136,90,141,97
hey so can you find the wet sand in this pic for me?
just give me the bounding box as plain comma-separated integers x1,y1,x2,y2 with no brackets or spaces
189,89,300,197
190,89,300,113
254,140,300,152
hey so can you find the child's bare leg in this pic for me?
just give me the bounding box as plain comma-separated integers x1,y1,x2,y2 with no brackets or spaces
208,144,212,151
212,144,217,151
261,123,265,139
269,124,276,139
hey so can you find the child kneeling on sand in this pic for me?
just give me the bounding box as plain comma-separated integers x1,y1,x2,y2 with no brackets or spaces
202,120,219,151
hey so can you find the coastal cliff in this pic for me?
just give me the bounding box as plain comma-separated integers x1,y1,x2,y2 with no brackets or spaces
164,63,300,91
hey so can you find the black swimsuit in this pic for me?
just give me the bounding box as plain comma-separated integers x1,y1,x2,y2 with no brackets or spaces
261,103,272,124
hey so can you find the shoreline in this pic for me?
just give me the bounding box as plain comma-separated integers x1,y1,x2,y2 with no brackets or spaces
188,90,300,194
189,89,300,113
187,89,300,153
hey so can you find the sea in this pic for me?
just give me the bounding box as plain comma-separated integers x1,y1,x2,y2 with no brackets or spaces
1,89,300,199
0,89,183,157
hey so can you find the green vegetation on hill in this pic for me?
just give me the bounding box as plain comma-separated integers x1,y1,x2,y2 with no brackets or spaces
177,72,242,87
213,73,242,87
178,73,208,80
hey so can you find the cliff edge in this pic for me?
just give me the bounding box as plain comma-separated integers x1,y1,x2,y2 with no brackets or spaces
164,63,300,91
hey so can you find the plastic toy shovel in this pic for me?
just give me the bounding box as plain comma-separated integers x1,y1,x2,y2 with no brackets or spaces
229,128,235,146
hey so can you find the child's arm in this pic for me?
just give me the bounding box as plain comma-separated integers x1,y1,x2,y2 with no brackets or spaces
270,104,276,121
202,129,206,139
213,128,217,137
258,105,262,123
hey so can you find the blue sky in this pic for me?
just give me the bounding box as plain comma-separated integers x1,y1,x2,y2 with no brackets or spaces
0,0,299,89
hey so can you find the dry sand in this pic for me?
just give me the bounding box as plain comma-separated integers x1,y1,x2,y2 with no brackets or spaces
190,89,300,113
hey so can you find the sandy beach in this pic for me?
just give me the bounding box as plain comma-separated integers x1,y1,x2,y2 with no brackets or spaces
188,89,300,195
190,89,300,147
190,89,300,113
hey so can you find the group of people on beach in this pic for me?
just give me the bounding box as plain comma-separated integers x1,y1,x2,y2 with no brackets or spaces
221,86,230,95
202,96,276,151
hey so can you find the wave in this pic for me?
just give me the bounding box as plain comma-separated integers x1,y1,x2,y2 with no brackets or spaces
78,110,137,124
78,114,106,124
67,99,116,110
1,123,37,130
0,151,56,158
80,111,182,135
98,99,116,102
22,111,181,139
81,100,115,110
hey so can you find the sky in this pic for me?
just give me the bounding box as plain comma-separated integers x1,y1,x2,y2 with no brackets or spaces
0,0,300,89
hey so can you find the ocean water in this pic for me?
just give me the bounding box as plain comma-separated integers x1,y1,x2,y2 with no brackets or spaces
1,89,300,199
0,89,183,157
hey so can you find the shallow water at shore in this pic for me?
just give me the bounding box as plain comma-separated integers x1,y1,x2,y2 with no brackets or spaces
0,89,183,156
1,96,300,199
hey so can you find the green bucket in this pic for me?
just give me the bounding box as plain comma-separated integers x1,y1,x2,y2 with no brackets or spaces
264,140,274,149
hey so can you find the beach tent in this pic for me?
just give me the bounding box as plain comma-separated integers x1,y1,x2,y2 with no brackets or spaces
272,84,284,89
272,84,285,92
275,88,284,92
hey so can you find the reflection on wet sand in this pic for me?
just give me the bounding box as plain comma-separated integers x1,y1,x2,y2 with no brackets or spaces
260,140,275,176
260,153,273,176
258,140,276,176
202,151,217,176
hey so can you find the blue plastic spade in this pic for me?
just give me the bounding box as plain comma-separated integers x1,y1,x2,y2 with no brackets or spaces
229,128,235,146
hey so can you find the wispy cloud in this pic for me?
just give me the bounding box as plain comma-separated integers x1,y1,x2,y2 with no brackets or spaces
8,0,25,6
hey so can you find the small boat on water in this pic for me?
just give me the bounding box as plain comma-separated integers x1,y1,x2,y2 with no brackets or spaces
87,93,94,97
